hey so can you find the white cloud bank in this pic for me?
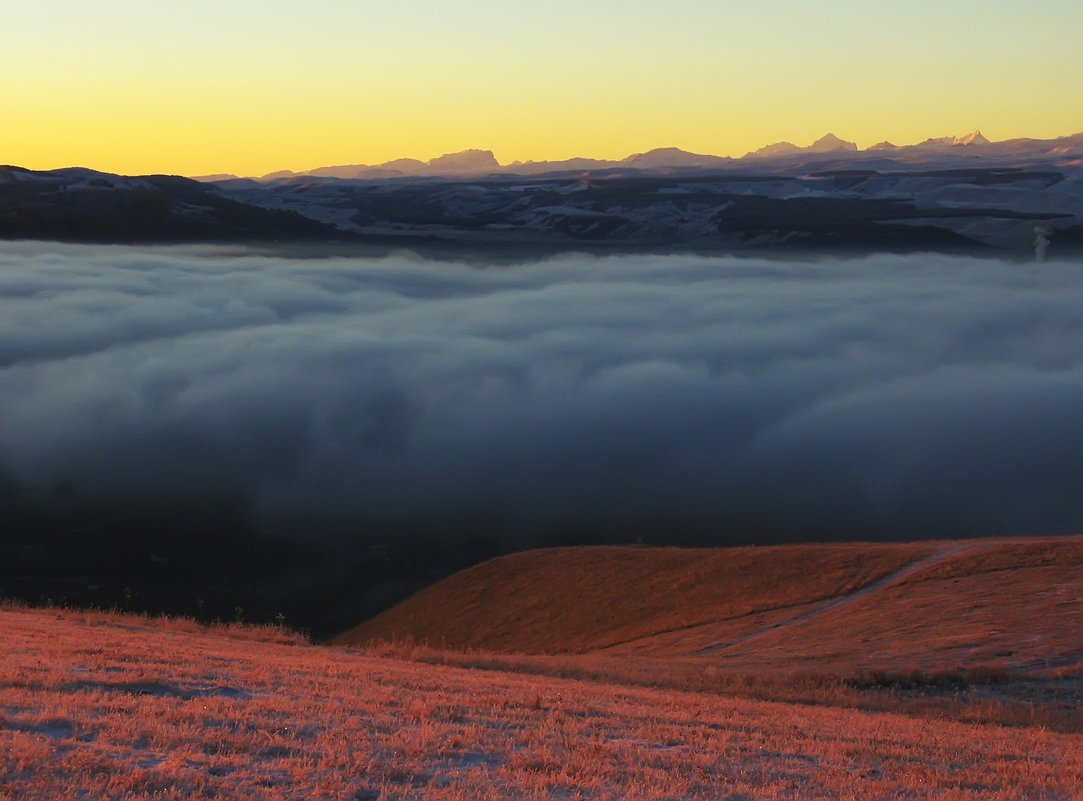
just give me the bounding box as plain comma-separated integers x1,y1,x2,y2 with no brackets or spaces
2,243,1082,546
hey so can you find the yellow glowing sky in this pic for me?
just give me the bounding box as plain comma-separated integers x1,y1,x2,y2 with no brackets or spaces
4,1,1082,177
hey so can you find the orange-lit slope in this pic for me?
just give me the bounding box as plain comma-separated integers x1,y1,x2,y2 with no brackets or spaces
689,536,1083,674
332,541,931,653
333,537,1083,674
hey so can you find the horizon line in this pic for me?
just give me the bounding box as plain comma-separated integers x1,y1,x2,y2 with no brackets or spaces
11,127,1083,180
194,127,1083,180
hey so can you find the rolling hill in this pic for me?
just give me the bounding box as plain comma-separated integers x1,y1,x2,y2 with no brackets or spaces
0,166,350,244
334,536,1083,676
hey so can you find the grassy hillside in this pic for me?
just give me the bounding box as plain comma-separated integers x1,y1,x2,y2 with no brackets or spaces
2,605,1080,800
333,537,1083,677
333,542,930,653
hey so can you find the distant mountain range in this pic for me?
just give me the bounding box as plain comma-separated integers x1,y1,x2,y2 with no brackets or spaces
193,130,1083,182
4,130,1083,255
746,132,859,159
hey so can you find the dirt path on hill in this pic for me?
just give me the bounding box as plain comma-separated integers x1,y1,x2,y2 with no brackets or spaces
692,541,993,656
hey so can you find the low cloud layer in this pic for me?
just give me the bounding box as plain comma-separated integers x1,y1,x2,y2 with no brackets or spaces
3,243,1083,548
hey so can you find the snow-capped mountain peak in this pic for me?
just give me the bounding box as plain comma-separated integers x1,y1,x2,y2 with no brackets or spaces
955,130,990,146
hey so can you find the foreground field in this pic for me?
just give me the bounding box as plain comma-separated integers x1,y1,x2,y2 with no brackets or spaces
2,606,1081,800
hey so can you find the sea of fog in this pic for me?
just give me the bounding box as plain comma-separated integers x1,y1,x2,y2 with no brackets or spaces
2,243,1082,547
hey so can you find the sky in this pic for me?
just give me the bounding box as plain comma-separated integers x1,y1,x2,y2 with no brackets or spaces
3,0,1082,176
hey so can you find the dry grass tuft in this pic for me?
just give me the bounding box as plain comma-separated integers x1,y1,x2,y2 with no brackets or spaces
0,599,310,646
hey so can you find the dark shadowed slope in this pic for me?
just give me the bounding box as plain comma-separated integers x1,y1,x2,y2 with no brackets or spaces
0,166,351,244
333,537,1083,675
7,159,1082,254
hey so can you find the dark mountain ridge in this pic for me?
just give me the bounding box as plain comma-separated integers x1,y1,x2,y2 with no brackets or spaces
5,131,1083,255
0,166,352,244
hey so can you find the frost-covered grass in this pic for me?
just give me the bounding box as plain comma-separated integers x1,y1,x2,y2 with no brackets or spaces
357,640,1083,734
2,606,1080,800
